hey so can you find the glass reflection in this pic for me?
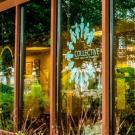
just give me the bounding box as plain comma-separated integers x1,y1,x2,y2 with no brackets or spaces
113,0,135,134
59,0,102,134
0,9,15,131
21,1,50,134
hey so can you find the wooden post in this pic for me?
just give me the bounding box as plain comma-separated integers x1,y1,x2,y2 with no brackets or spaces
14,5,21,131
50,0,57,134
102,0,110,134
0,0,29,12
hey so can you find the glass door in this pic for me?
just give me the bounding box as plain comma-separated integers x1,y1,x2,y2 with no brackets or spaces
57,0,102,134
112,0,135,134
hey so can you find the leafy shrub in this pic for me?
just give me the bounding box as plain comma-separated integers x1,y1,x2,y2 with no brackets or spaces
24,80,49,118
0,83,13,130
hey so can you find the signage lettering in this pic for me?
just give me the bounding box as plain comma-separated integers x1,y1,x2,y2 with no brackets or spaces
74,48,100,59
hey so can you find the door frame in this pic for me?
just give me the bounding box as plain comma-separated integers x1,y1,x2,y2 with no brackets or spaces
0,0,28,12
55,0,110,134
0,0,110,134
102,0,110,134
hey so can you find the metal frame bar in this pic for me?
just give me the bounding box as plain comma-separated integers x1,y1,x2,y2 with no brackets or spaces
109,0,114,134
56,0,61,133
14,5,21,131
102,0,110,134
50,0,57,134
19,6,25,130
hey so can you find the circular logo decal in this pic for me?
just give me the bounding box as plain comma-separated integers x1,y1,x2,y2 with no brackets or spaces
65,17,100,91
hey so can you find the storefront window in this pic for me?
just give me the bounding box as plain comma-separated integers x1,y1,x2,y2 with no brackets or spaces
113,0,135,134
21,1,50,134
59,0,102,134
0,8,15,131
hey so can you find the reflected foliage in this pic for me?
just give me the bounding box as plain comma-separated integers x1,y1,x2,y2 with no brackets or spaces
25,0,50,46
115,0,135,20
0,9,15,131
0,9,15,45
60,0,102,134
62,0,101,29
115,67,135,134
0,84,13,130
22,1,51,134
114,1,135,133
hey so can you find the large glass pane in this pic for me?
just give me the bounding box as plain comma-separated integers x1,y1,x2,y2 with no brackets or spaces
21,1,50,134
113,0,135,134
0,9,15,131
59,0,102,134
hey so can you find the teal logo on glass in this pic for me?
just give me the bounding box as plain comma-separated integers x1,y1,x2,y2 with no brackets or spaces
65,17,100,92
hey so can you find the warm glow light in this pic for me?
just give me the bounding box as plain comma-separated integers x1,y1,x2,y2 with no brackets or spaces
127,45,135,51
26,47,50,52
94,31,102,37
116,63,128,68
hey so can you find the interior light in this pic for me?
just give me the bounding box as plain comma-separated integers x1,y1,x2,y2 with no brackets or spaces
26,47,50,52
94,31,102,37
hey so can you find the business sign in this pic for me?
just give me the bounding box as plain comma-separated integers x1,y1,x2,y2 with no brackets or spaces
74,48,100,59
65,17,100,91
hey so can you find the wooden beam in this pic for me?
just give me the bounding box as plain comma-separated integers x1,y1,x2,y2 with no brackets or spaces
14,5,21,131
0,0,29,12
50,0,57,134
102,0,110,134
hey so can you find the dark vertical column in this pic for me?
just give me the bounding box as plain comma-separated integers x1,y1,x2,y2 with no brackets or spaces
56,0,61,133
110,0,114,134
19,6,25,130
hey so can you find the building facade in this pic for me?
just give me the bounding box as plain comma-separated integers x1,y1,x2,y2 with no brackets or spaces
0,0,135,135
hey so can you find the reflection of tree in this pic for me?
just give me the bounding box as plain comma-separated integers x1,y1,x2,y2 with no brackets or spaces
115,68,135,134
60,0,103,133
62,0,101,30
0,84,14,130
0,47,13,85
114,1,135,134
24,0,50,46
0,9,15,45
115,0,135,20
0,0,50,46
